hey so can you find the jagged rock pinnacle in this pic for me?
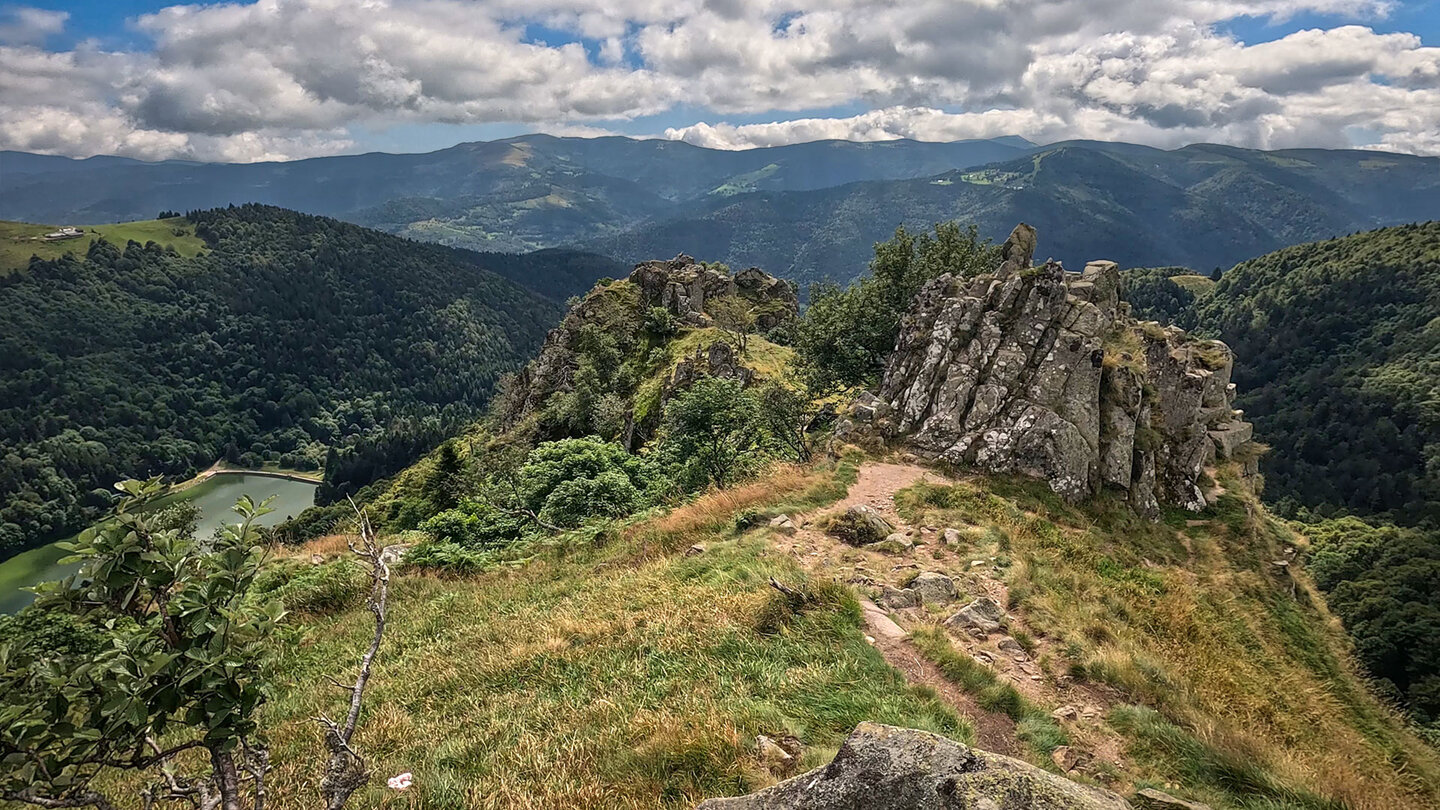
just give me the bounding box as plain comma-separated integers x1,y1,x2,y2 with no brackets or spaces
865,224,1254,515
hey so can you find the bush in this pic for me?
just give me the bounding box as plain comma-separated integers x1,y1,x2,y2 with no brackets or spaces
753,579,851,635
404,540,500,573
541,469,639,527
518,437,652,523
420,501,528,548
252,560,366,615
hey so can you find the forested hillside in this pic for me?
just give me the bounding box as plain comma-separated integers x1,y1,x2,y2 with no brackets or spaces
593,143,1440,288
1189,221,1440,527
0,136,1028,254
0,205,574,559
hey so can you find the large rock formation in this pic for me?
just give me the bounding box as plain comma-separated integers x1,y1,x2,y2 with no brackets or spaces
497,255,796,447
629,254,798,330
875,224,1253,514
695,722,1131,810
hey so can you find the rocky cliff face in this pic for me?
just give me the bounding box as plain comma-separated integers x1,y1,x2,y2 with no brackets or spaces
871,224,1253,515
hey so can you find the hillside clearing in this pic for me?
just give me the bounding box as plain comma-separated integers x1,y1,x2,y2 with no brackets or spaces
0,218,206,273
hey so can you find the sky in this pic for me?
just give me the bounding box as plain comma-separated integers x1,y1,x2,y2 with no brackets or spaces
0,0,1437,162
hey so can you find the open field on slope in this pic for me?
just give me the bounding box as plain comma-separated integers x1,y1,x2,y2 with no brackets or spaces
0,218,206,273
115,455,1440,809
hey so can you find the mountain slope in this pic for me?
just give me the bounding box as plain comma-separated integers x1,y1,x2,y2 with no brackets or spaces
0,205,586,559
593,144,1440,289
0,136,1028,253
1188,221,1440,526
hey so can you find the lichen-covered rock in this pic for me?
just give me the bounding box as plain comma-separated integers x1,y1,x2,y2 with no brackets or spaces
1132,788,1212,810
826,505,895,546
879,585,921,609
631,254,798,328
909,572,958,604
876,224,1254,515
946,596,1006,635
695,722,1131,810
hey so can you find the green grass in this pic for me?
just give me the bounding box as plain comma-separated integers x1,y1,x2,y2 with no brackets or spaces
247,458,968,809
909,626,1068,759
1169,274,1217,296
891,472,1440,809
1110,705,1345,810
0,218,206,273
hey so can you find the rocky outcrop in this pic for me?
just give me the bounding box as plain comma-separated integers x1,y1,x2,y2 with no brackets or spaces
630,254,798,329
873,224,1253,515
695,722,1131,810
497,255,796,446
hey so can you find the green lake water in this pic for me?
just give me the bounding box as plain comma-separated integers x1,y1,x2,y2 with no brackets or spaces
0,473,318,614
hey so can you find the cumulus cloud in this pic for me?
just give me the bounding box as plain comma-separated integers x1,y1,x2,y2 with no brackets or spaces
0,0,1436,161
0,6,66,45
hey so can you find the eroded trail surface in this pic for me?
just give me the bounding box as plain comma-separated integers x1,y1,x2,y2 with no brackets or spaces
771,461,1127,777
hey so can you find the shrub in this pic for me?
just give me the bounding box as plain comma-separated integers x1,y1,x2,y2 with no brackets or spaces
420,501,528,548
404,541,501,573
252,560,366,615
754,579,851,635
541,469,640,527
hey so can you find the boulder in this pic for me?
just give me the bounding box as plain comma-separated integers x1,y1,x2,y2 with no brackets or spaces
755,734,796,775
768,514,797,536
876,224,1254,517
876,531,915,550
1208,421,1253,459
1133,789,1212,810
1050,745,1091,773
695,722,1130,810
379,544,411,566
946,597,1006,635
908,572,957,604
827,505,895,546
941,527,963,546
996,636,1027,657
879,585,921,610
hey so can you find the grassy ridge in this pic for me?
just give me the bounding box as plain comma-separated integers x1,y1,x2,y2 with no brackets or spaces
0,218,206,273
247,461,969,809
217,454,1440,809
892,466,1440,809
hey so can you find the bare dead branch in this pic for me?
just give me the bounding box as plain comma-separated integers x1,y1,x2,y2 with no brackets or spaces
318,499,391,810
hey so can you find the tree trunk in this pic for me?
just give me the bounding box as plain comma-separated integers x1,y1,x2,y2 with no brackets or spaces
210,748,242,810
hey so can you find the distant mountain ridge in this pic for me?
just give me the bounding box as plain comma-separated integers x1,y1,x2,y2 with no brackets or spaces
592,141,1440,287
6,135,1438,290
0,135,1030,253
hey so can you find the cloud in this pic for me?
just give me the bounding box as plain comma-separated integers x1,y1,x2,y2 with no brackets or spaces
0,6,66,45
0,0,1436,161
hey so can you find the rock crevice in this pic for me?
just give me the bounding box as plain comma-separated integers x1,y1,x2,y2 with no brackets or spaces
874,224,1253,514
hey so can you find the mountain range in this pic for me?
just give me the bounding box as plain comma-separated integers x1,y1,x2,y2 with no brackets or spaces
7,136,1439,289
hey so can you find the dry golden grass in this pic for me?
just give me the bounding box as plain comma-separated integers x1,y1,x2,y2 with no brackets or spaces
625,463,829,553
236,456,961,809
895,468,1440,810
290,533,359,559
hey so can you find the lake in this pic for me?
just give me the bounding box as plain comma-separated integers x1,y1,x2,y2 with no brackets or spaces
0,473,318,614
